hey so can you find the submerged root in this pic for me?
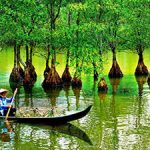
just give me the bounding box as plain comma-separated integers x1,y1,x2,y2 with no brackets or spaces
108,60,123,78
98,77,108,92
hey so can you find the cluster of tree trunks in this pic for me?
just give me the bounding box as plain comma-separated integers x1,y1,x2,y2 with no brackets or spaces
9,44,37,90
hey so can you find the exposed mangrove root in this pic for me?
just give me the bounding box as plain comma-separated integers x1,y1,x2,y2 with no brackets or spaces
42,65,62,88
23,62,37,88
98,77,108,92
9,66,24,83
108,60,123,78
135,60,148,76
62,65,72,84
9,66,24,90
71,77,82,88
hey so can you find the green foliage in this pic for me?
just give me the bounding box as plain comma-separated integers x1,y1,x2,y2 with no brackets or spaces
0,0,149,76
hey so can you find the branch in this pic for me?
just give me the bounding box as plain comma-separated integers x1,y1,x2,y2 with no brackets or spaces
28,15,36,36
54,0,62,22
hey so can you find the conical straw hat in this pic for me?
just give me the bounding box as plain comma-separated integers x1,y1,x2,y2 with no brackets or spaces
0,89,8,94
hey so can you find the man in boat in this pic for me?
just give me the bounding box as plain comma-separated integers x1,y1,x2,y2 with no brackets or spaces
0,89,16,116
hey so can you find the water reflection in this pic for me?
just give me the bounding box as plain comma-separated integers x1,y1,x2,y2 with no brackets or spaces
72,87,81,110
135,76,148,97
110,95,119,150
31,123,92,145
63,85,71,111
100,94,119,150
43,87,62,107
98,92,107,101
0,121,92,148
135,75,148,129
24,87,33,107
0,121,14,142
109,78,122,94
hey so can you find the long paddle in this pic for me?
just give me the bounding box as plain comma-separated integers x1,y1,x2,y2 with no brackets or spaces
5,88,18,121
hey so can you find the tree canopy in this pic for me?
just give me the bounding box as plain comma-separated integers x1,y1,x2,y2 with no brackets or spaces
0,0,149,80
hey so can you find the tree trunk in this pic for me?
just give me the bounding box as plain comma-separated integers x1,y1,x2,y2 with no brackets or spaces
23,45,37,89
17,45,24,78
93,62,98,81
147,74,150,87
14,44,17,67
23,62,37,89
29,45,33,64
44,45,51,78
135,52,148,76
108,48,123,78
9,44,24,85
71,11,82,88
62,49,72,84
26,45,29,63
72,58,82,88
42,0,62,88
62,11,72,84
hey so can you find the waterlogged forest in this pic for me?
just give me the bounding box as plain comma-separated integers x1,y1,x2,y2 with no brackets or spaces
0,0,149,90
0,0,150,150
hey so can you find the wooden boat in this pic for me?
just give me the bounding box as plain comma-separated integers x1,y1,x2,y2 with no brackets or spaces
0,105,92,125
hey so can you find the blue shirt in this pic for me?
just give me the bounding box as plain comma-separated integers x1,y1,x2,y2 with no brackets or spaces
0,96,13,115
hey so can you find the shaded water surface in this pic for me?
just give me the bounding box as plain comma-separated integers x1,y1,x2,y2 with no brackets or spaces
0,49,150,150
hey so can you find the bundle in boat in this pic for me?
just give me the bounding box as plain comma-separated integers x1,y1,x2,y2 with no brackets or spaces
16,107,65,118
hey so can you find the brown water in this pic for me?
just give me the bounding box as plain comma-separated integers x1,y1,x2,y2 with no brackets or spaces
0,48,150,150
